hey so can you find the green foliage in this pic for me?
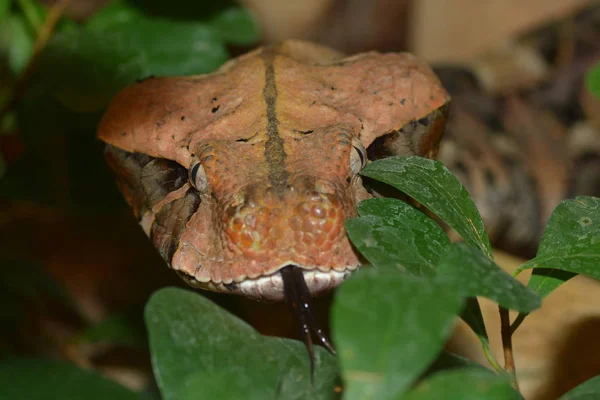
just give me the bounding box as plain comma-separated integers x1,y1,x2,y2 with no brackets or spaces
360,156,493,259
1,0,599,397
0,358,144,399
0,0,9,22
560,375,600,399
2,145,599,398
76,310,147,348
345,198,449,277
359,156,503,370
516,196,600,298
0,0,260,208
35,2,254,114
403,369,521,400
435,242,539,313
585,61,600,99
145,288,339,400
2,14,35,74
332,269,464,400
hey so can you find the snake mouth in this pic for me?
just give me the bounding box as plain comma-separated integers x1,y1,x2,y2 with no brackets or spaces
196,265,357,302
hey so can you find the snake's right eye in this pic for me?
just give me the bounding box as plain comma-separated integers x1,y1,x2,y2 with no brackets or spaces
189,162,209,193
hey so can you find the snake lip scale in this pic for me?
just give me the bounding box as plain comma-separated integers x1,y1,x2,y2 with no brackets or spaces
177,263,358,302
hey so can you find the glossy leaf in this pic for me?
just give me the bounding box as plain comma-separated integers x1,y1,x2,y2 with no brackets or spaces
436,242,540,313
209,7,260,45
345,198,449,277
403,369,520,400
332,268,464,400
585,62,600,99
516,197,600,299
34,19,228,113
0,358,144,400
361,156,492,259
559,374,600,399
145,287,338,400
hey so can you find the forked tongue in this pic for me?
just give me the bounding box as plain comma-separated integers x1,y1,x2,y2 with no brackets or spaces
280,264,336,378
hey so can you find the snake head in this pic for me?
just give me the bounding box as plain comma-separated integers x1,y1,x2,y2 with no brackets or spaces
98,40,449,303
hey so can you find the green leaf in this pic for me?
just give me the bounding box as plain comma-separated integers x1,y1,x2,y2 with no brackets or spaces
516,196,600,299
0,358,144,399
145,287,339,400
77,311,147,348
436,242,540,313
585,62,600,99
345,198,450,277
4,14,35,74
209,7,260,45
0,0,9,22
559,375,600,399
403,369,520,400
332,268,464,400
361,156,492,259
34,19,228,113
85,1,144,30
426,351,489,375
17,0,47,31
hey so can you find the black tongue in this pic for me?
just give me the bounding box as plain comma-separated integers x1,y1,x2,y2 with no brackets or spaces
280,265,336,377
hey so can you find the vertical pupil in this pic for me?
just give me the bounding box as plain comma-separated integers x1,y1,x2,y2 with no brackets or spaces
190,163,200,184
353,146,365,166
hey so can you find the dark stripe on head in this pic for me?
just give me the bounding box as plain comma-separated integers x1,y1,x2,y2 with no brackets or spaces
150,188,201,264
105,145,188,218
262,51,289,188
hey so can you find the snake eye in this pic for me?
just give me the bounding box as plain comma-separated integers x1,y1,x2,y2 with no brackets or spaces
350,141,367,174
189,162,209,192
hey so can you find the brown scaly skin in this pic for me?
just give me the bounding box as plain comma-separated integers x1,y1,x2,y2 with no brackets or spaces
98,40,450,301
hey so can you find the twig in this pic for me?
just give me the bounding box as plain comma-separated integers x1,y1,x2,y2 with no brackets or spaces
499,306,520,391
0,0,71,121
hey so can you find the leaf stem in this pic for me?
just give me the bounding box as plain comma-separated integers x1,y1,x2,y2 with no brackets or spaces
499,306,519,391
510,312,527,335
0,0,71,122
481,341,503,373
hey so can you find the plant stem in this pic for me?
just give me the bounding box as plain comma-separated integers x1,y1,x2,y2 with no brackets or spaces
499,306,519,391
510,312,527,335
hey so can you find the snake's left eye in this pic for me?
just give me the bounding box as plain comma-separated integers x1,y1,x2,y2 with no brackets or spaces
189,162,209,193
350,141,367,174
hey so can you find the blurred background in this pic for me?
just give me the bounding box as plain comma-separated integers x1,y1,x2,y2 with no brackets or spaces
0,1,599,399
